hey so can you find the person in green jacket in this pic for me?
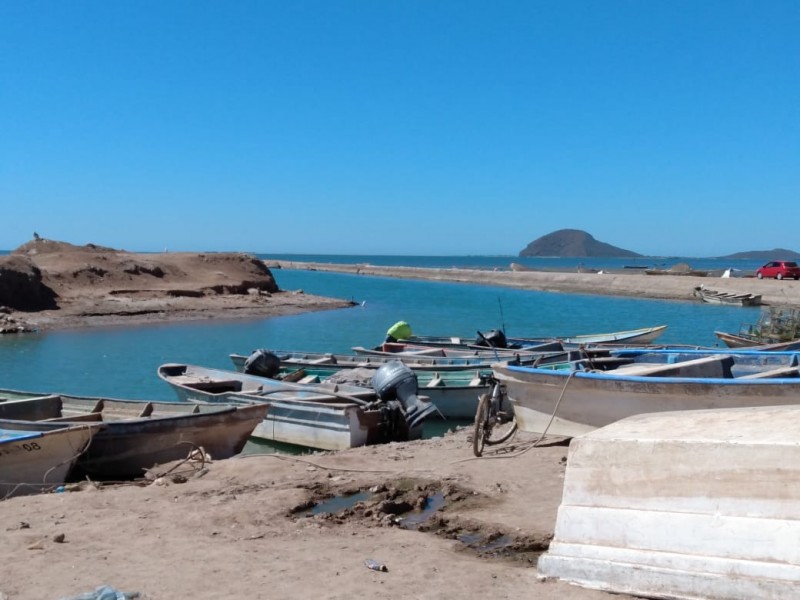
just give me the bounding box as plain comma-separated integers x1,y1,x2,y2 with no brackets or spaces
384,321,412,343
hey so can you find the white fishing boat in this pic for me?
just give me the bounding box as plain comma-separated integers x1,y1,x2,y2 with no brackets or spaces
231,350,490,419
158,361,437,451
539,405,800,599
693,285,762,306
0,421,99,498
398,325,668,349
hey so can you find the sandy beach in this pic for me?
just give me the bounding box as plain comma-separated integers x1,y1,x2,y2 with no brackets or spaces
268,260,800,307
0,428,633,600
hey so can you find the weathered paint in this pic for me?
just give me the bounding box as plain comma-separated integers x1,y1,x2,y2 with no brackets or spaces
538,405,800,599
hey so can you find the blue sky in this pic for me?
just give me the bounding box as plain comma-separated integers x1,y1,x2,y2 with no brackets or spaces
1,1,798,256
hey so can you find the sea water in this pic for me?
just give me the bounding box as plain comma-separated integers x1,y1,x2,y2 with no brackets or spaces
0,266,759,402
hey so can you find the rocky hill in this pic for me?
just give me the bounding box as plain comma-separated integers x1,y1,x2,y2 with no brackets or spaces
519,229,641,258
0,238,350,331
717,248,800,260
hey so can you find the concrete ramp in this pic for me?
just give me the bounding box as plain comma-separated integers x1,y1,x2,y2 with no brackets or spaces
538,405,800,599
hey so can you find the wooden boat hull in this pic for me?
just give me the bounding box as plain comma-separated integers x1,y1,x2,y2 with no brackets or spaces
493,349,800,438
0,391,268,480
539,405,800,599
714,330,763,348
531,325,667,346
351,343,546,360
230,356,490,419
401,325,668,348
245,398,382,450
0,422,98,497
713,332,800,350
158,364,426,451
231,349,515,372
693,286,762,306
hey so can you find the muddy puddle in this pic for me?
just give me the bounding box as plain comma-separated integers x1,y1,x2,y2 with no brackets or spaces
289,478,550,565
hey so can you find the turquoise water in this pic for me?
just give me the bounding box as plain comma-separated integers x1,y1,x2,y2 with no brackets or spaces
0,266,759,402
262,253,767,273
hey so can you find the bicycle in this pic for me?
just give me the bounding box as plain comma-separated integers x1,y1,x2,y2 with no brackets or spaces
472,374,518,457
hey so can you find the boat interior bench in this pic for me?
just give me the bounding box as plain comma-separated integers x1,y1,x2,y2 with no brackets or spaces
183,380,244,393
609,354,734,378
738,366,800,379
309,356,337,365
583,356,636,371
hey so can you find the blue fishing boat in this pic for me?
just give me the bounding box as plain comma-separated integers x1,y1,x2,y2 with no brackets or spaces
493,348,800,439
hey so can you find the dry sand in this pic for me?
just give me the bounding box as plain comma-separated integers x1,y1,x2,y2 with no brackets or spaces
268,259,800,306
0,429,630,600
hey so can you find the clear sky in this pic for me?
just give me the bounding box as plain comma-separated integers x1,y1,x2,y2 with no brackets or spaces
1,1,798,257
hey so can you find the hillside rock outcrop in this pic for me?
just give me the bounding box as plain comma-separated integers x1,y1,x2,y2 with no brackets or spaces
0,238,342,332
519,229,641,258
0,254,59,311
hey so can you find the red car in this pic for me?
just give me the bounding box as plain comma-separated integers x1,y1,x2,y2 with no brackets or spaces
756,260,800,280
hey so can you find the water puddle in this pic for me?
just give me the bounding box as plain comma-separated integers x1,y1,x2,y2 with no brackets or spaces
397,493,445,530
458,532,514,553
299,491,374,517
458,532,482,545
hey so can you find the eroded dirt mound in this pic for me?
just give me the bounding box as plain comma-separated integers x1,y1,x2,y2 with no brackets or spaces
12,238,278,298
0,254,58,311
2,238,352,330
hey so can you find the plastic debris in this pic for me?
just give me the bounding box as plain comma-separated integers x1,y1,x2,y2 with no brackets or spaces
364,559,388,572
60,584,141,600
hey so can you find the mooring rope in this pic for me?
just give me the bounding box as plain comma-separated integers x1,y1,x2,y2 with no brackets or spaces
532,369,577,447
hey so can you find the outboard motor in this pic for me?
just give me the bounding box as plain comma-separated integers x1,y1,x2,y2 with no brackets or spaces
372,360,437,430
475,329,508,348
243,348,281,378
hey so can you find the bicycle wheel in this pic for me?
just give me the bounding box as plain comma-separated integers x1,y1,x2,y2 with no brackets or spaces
472,393,490,457
484,413,517,446
484,388,517,446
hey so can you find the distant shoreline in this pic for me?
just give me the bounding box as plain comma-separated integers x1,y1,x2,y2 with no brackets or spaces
268,260,800,306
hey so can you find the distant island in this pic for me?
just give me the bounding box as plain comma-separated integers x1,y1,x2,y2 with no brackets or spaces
519,229,641,258
519,229,799,260
715,249,800,260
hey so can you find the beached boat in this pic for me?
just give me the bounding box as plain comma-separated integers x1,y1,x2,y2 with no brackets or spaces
397,325,668,349
229,348,526,372
713,330,764,348
0,390,268,480
714,305,800,347
492,348,800,439
351,340,565,360
509,262,532,272
0,420,99,498
693,285,762,306
539,404,800,599
157,362,437,451
231,350,490,419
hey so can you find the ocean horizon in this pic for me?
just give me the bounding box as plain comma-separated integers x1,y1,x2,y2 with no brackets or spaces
258,253,770,273
2,248,778,272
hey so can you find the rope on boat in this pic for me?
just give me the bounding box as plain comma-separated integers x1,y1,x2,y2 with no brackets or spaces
2,423,100,500
532,369,577,447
